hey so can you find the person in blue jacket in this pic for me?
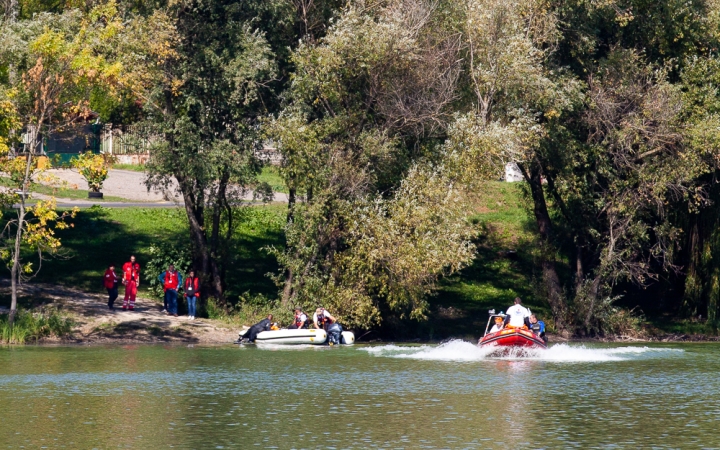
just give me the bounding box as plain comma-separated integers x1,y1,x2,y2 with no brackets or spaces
529,314,547,343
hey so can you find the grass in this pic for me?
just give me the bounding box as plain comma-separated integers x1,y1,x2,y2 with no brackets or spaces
112,163,147,172
18,204,285,303
257,166,288,194
0,307,74,344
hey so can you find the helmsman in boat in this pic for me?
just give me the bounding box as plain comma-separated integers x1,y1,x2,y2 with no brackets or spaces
313,307,336,330
506,297,531,328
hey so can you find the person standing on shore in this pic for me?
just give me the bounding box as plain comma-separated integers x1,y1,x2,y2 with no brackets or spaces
158,264,183,317
183,269,199,320
103,264,120,310
122,255,141,311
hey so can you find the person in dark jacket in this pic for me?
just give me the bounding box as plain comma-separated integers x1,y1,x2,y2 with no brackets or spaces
244,314,273,343
529,314,547,343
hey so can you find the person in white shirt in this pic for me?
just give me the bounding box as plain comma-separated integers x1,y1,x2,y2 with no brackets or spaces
489,316,505,333
289,307,308,329
506,297,531,327
313,307,336,330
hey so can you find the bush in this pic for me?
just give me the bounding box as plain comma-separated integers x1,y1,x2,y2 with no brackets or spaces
571,281,645,337
0,307,74,344
71,152,115,192
146,242,193,299
203,293,294,327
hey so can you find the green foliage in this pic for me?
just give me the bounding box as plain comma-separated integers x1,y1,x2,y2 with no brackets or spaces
205,293,293,327
71,152,114,192
145,241,192,299
0,307,74,344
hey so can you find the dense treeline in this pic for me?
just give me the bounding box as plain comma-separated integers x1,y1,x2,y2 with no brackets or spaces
4,0,720,335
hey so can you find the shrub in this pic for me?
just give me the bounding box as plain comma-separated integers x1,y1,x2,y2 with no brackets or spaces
146,242,193,299
203,293,293,326
71,152,115,192
0,307,75,344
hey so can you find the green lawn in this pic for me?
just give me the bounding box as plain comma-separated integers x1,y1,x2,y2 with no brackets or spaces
0,205,285,308
112,163,147,172
257,166,288,194
420,181,550,340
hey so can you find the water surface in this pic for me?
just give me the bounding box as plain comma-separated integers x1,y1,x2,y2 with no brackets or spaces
0,341,717,449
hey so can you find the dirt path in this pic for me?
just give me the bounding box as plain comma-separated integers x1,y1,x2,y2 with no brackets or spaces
0,281,240,344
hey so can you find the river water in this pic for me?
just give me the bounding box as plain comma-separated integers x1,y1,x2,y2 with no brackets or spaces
0,341,718,449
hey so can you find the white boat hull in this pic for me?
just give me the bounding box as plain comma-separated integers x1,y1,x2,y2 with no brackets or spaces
341,331,355,345
255,328,327,345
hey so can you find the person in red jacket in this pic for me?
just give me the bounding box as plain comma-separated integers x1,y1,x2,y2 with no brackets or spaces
183,269,200,320
122,255,141,311
158,264,183,316
103,264,120,310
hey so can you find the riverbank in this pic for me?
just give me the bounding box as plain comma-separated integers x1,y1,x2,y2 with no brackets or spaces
2,277,718,345
0,281,237,344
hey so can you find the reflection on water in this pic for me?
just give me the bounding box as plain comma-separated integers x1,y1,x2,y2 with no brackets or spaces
0,341,718,449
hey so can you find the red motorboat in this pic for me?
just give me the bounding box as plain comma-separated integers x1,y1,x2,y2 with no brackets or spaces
478,313,547,350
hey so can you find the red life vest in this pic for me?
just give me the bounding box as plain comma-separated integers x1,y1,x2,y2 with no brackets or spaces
164,270,179,291
294,313,305,328
123,262,140,283
317,312,332,327
184,277,199,297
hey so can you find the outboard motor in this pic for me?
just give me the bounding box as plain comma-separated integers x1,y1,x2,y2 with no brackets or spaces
326,323,343,345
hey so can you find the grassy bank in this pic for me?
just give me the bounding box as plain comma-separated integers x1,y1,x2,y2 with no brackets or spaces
0,205,285,312
0,308,74,344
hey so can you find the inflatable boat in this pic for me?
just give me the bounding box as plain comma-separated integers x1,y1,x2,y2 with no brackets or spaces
478,313,546,350
256,328,327,345
239,328,355,345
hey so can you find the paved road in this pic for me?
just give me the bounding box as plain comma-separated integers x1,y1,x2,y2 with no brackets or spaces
32,168,287,207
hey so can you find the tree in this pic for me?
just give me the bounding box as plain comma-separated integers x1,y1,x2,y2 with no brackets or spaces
142,0,284,303
269,0,476,328
0,1,174,323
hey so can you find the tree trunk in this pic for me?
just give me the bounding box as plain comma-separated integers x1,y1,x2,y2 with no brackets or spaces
176,174,225,302
281,187,297,306
9,132,37,326
519,161,567,333
575,245,584,292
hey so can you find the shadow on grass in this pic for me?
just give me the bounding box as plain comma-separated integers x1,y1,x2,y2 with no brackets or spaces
2,205,284,305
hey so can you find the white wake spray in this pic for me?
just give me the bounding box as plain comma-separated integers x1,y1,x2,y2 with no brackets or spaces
361,340,683,362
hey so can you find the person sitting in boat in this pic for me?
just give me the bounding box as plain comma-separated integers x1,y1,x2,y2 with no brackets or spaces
313,307,336,330
529,314,547,343
489,316,505,333
270,322,280,331
288,307,308,329
244,314,274,342
506,297,531,328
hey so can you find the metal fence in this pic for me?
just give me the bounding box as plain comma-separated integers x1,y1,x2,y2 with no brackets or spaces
101,124,158,155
